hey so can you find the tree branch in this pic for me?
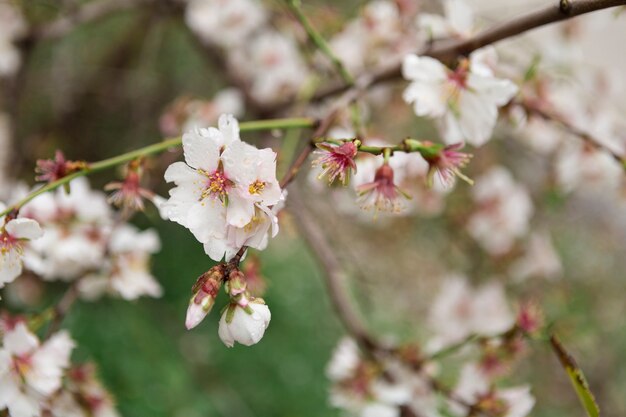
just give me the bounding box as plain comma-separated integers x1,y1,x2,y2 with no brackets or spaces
307,0,626,105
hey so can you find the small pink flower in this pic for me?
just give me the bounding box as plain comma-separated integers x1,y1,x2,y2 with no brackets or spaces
423,142,473,187
356,163,409,213
35,150,85,183
105,161,156,214
516,301,543,335
313,142,358,185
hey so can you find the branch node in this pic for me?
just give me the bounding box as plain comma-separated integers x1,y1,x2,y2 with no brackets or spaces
559,0,573,14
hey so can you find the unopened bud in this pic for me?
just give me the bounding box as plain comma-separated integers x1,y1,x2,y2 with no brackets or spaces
516,301,544,336
227,269,247,297
185,266,225,330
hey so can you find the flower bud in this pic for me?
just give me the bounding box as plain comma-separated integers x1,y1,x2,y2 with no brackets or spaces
218,300,271,347
185,265,225,330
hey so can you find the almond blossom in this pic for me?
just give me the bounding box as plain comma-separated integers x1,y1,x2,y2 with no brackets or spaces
48,363,120,417
402,48,518,146
313,141,358,186
0,321,75,417
417,0,476,40
451,363,535,417
326,338,411,417
185,0,266,48
229,30,309,104
218,300,271,347
77,224,162,301
466,167,534,256
427,274,515,352
356,163,409,214
163,114,283,261
0,204,44,287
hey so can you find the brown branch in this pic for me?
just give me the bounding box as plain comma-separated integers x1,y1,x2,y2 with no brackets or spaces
288,189,379,351
304,0,626,106
523,100,625,164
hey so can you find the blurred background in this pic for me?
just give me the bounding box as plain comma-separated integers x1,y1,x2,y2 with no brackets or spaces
2,0,626,416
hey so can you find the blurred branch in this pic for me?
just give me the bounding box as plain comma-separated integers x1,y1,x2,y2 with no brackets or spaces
284,0,355,85
304,0,626,107
522,99,625,165
288,188,380,352
45,284,78,338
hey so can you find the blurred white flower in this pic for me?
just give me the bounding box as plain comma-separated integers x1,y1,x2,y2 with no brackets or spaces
326,337,411,417
78,224,162,301
417,0,476,40
466,166,533,255
218,301,271,347
510,232,562,281
185,0,266,48
427,274,514,351
48,363,120,417
0,204,44,287
403,48,518,146
452,363,535,417
229,30,309,104
0,2,27,77
0,322,75,417
329,1,415,74
22,178,112,282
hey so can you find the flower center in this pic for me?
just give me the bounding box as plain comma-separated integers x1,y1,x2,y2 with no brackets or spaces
248,180,266,195
201,170,231,201
0,232,18,255
12,354,32,377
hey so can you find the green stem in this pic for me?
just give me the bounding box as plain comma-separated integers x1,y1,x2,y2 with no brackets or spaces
0,117,317,218
286,0,355,86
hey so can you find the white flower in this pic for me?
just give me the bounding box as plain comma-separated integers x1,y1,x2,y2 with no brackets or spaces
185,0,266,48
466,167,533,255
77,224,162,301
0,322,75,417
452,363,535,417
417,0,476,40
510,232,562,282
48,363,120,417
21,178,112,282
229,30,309,104
0,2,27,77
0,204,44,287
163,114,283,261
328,1,413,74
427,274,514,351
402,48,518,146
218,301,271,347
326,337,361,382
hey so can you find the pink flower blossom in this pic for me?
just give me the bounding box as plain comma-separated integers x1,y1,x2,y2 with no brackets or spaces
356,163,409,214
313,142,358,185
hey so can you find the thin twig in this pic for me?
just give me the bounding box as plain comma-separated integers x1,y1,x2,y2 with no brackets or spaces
285,0,355,85
45,284,79,338
522,100,625,165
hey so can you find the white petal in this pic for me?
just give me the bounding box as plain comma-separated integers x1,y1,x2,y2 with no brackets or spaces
0,249,23,286
2,323,39,356
182,130,220,171
186,200,227,243
402,55,447,82
226,191,255,228
218,114,241,146
5,218,43,240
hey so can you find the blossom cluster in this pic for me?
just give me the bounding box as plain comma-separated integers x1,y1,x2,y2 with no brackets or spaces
185,0,309,104
326,274,537,417
0,177,162,302
0,317,119,417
